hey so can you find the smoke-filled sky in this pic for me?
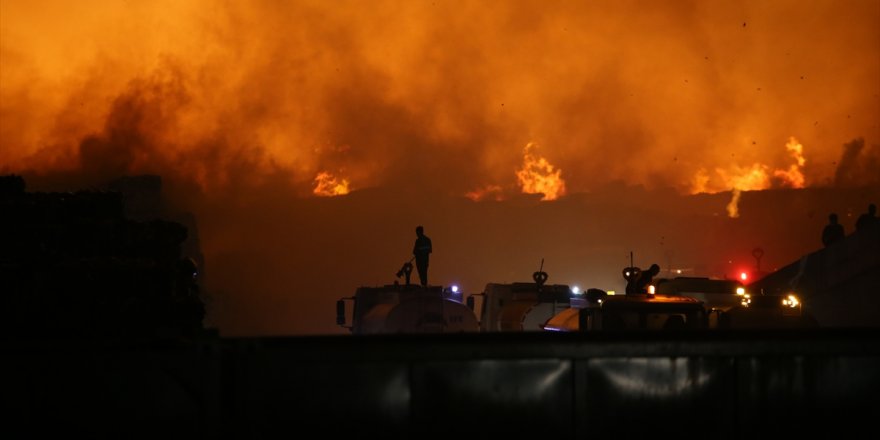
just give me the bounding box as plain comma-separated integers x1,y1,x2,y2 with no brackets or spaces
2,0,879,335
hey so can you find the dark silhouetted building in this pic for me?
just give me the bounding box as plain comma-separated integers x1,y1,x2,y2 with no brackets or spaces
1,174,205,339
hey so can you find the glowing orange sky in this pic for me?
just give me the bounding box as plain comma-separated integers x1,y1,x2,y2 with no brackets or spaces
2,0,879,195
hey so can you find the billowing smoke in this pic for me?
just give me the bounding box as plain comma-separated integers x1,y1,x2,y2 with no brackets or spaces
2,0,878,335
3,0,879,193
834,138,880,187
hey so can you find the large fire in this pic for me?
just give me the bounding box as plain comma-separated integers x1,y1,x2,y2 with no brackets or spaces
515,142,566,201
313,171,350,196
773,137,807,189
692,137,807,195
690,136,814,217
465,142,567,201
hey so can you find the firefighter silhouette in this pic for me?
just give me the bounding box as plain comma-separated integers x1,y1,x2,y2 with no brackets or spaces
822,213,845,247
412,225,432,287
855,203,878,232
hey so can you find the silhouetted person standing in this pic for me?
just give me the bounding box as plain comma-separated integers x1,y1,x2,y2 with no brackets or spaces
855,203,878,232
413,226,432,287
822,213,845,247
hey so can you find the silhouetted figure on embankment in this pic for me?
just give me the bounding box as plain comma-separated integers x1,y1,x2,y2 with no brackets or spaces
822,213,845,247
855,203,878,232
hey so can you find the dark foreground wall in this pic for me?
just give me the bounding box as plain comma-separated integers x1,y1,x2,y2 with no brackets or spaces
9,329,880,439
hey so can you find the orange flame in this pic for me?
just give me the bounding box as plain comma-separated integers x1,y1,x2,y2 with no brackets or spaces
465,184,504,202
719,164,770,218
772,137,806,188
691,169,711,194
691,136,808,218
313,172,350,196
691,136,809,195
720,163,771,192
726,188,742,218
515,142,566,201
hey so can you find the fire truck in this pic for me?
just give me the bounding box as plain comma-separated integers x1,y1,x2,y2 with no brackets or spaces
466,267,575,332
335,282,479,334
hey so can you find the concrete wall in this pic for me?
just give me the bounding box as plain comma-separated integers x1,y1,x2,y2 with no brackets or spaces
10,330,880,439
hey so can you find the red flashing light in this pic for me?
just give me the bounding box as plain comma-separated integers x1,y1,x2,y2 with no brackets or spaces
740,272,748,281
